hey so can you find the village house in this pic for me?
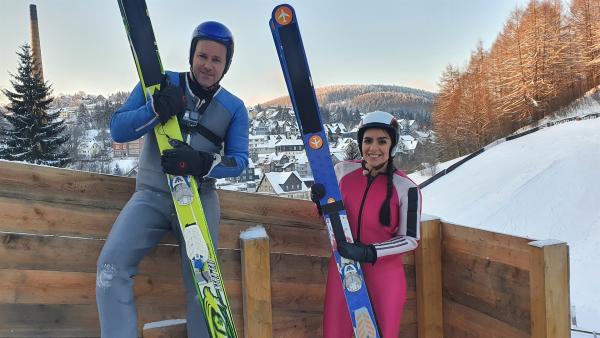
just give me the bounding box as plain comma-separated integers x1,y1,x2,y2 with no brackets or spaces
255,171,309,199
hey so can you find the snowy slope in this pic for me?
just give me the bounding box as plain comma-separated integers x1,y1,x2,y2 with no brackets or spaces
420,117,600,332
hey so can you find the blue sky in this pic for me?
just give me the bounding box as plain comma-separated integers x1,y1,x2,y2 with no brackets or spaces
0,0,529,105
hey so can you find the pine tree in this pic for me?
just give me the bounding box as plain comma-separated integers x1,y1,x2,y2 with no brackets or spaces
343,140,361,161
0,44,70,166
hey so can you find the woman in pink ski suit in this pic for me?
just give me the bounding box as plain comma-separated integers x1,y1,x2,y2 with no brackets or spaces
311,111,422,337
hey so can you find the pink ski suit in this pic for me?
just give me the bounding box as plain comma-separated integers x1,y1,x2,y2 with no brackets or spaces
323,160,421,338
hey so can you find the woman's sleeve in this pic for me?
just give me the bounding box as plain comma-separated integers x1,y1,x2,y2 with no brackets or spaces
372,183,421,258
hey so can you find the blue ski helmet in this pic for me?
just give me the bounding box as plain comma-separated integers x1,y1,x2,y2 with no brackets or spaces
189,21,234,74
357,111,399,156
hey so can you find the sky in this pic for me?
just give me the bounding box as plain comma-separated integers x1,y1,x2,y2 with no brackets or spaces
410,102,600,332
0,0,529,106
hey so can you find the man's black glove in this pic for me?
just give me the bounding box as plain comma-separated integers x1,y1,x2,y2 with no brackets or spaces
152,77,185,124
310,183,326,215
337,241,377,264
161,139,214,177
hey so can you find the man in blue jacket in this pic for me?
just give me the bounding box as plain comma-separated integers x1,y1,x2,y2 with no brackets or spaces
96,21,248,338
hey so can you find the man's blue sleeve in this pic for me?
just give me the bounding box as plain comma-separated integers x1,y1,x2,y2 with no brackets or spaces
109,82,159,143
210,104,249,178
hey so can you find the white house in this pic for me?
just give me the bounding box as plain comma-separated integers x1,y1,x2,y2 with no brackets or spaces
255,171,309,199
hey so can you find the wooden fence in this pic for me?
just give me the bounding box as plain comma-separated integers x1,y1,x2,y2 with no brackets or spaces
0,160,569,337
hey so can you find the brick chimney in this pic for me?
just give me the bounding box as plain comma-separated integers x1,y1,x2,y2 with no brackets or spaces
29,4,44,81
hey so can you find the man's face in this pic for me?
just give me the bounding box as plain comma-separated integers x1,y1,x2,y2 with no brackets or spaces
190,39,227,89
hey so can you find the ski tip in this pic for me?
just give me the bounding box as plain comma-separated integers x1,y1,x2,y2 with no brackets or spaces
272,4,295,26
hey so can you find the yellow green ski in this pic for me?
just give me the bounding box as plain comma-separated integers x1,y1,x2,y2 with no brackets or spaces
117,0,237,336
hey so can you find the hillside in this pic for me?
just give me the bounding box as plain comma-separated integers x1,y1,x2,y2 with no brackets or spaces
418,112,600,333
260,84,436,123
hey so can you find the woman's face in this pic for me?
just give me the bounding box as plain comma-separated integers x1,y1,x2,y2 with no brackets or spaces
361,128,391,169
190,39,227,89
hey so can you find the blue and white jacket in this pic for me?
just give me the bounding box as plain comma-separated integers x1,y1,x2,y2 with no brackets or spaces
110,70,249,193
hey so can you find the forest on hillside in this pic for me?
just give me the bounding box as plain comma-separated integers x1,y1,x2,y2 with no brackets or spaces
434,0,600,160
260,84,435,127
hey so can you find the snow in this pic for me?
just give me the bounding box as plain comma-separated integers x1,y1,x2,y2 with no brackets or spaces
408,155,468,185
240,225,268,240
110,157,138,174
419,116,600,331
143,318,186,329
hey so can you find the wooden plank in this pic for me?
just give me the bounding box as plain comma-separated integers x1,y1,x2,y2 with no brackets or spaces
270,253,328,284
0,269,187,306
271,282,324,313
0,204,328,254
399,323,418,338
241,234,273,338
0,233,182,276
443,250,530,332
0,196,119,238
443,299,529,338
219,220,330,256
0,232,331,286
401,298,418,325
272,311,322,338
0,303,100,337
0,161,324,230
442,222,533,270
219,189,323,228
415,219,443,338
0,160,134,210
528,240,570,338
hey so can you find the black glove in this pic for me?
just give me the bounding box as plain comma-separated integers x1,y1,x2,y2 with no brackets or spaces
310,183,326,215
337,241,377,264
152,77,185,124
161,139,214,177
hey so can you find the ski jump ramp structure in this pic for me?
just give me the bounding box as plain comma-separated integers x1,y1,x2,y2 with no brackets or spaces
0,160,569,338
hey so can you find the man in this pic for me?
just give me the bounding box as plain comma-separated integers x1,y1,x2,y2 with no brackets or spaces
96,21,248,338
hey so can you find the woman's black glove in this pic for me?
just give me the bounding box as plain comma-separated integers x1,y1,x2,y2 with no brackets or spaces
310,183,326,215
152,77,185,124
161,140,214,177
337,241,377,264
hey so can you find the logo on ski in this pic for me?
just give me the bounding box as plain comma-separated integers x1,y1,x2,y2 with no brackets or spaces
355,307,377,338
341,261,363,292
203,287,229,337
169,175,193,205
274,5,293,25
308,135,323,149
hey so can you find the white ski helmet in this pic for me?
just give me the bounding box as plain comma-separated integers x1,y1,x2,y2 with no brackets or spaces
357,111,399,155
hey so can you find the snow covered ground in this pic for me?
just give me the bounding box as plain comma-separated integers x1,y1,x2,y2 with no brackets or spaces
413,116,600,332
406,155,466,185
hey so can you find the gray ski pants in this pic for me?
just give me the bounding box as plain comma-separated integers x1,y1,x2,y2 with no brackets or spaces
96,185,220,338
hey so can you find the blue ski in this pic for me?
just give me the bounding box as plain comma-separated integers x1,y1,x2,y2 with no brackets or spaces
269,4,381,338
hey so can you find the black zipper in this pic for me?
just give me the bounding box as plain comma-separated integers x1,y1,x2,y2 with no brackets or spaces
356,174,376,242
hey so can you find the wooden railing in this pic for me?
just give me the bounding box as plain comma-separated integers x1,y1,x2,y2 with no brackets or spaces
0,160,569,338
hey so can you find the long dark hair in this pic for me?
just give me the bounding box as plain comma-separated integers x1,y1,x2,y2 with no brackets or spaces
379,158,396,226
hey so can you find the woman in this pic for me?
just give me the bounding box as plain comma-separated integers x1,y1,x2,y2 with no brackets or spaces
312,111,421,337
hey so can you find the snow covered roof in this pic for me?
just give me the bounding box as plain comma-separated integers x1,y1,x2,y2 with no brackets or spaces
255,139,279,148
294,152,309,164
399,135,418,151
275,139,304,147
262,171,307,194
414,130,430,138
324,123,347,134
331,151,346,162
